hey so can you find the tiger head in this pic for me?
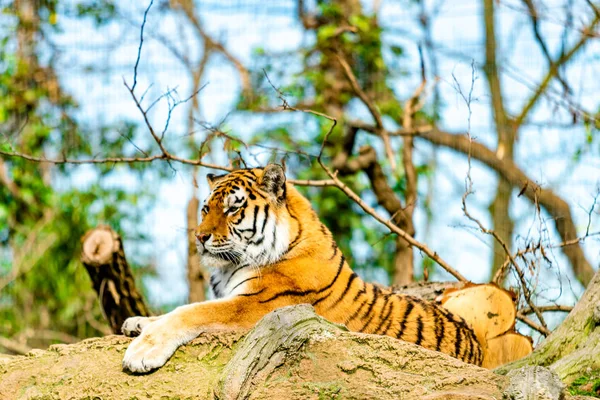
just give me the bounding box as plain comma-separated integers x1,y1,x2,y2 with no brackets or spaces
194,164,291,269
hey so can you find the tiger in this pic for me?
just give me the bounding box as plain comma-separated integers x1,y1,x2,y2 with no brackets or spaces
121,164,484,373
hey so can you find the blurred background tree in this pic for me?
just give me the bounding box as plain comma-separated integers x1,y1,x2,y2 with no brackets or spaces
1,0,598,353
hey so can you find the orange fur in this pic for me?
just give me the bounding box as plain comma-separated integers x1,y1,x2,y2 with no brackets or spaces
121,165,483,373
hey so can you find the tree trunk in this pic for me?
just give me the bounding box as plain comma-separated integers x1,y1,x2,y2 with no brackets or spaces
81,226,150,333
187,195,206,303
496,268,600,386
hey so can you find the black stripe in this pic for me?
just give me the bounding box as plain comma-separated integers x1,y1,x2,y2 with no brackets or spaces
250,188,266,200
329,242,337,259
328,245,338,260
231,227,243,240
286,202,302,250
465,332,473,363
232,205,247,224
397,300,414,339
260,205,270,234
326,272,357,310
434,307,445,352
237,288,265,297
454,323,462,359
210,277,221,294
373,295,393,334
346,298,369,324
225,264,250,286
312,291,332,307
211,279,221,297
380,303,395,336
248,236,264,246
360,285,380,321
415,315,424,346
352,281,367,301
358,312,377,332
251,205,259,234
319,223,328,237
229,276,258,293
259,255,345,303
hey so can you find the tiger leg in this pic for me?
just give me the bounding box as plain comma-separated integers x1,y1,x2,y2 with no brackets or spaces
122,297,278,373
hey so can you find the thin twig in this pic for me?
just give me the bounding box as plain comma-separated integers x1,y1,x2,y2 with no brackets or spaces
520,305,573,315
131,0,154,93
517,311,551,336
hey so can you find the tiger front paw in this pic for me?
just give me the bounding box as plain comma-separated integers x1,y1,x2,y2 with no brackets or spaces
121,316,155,337
122,318,196,373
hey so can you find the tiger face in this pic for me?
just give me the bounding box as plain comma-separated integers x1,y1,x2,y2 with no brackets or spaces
195,164,290,270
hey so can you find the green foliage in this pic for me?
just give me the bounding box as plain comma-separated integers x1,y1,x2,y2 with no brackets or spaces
75,0,117,26
568,372,600,397
0,1,157,351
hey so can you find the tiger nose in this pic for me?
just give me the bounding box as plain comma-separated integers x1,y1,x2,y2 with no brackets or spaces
195,232,211,244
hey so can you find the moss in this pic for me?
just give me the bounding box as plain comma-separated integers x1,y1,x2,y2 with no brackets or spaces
568,372,600,398
584,316,597,336
303,381,344,399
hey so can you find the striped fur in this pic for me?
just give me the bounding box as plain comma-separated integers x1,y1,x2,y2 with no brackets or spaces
121,165,482,373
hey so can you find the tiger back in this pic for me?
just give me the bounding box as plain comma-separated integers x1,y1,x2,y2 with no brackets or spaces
196,165,483,365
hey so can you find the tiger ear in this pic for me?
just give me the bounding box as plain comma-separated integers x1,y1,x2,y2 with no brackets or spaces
260,164,286,200
206,173,225,190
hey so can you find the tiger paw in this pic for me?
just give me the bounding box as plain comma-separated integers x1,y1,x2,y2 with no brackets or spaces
122,328,177,373
122,317,196,373
121,316,155,337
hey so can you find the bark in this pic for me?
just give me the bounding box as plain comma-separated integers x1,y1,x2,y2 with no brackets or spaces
80,226,150,333
1,305,506,400
392,280,462,301
187,195,206,303
496,269,600,385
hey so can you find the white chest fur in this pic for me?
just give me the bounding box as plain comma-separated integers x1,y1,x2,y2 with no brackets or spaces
208,264,258,299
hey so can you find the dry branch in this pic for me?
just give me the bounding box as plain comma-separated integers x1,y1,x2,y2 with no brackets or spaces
315,116,467,282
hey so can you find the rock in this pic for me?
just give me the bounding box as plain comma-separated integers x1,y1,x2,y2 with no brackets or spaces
503,366,565,400
0,305,506,400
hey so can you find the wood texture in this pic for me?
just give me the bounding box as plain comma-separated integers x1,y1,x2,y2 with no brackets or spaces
81,226,150,333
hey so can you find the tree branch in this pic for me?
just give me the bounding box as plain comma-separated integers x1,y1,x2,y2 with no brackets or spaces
351,122,595,286
514,12,600,127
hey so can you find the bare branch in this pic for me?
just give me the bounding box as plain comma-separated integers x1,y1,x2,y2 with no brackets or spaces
517,311,551,337
515,13,600,127
520,305,573,315
311,110,467,282
171,0,252,96
131,0,154,93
